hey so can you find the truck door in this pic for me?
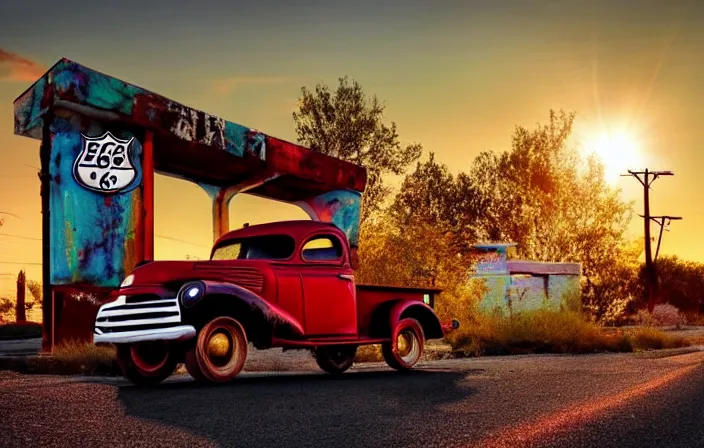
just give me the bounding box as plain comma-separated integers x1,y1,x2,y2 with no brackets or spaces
299,234,358,337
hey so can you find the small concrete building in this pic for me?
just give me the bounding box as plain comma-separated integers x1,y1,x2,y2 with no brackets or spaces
470,243,582,315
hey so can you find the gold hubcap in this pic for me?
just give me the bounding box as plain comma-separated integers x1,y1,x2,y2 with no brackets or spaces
207,332,231,358
397,333,411,357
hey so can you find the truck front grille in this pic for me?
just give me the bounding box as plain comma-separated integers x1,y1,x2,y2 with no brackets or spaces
94,297,182,335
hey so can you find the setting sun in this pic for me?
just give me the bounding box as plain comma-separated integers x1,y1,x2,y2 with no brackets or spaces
583,129,645,183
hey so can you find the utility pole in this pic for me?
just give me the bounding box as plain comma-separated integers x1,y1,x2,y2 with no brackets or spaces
621,169,677,313
644,215,683,262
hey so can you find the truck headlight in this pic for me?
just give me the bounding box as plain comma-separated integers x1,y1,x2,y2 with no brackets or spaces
120,274,135,287
179,281,205,308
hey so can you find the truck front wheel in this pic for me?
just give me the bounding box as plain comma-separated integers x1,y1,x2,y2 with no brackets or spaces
382,318,425,371
116,341,178,386
313,345,357,374
185,316,248,383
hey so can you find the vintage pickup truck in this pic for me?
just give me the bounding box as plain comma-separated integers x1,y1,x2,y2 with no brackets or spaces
93,220,459,385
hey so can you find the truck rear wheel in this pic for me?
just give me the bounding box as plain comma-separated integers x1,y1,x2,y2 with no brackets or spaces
116,341,178,386
313,345,357,374
185,316,248,383
382,318,425,371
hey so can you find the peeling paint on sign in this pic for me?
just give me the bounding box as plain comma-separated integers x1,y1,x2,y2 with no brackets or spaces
49,114,144,287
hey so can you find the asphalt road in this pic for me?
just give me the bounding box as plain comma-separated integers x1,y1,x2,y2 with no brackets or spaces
1,349,703,448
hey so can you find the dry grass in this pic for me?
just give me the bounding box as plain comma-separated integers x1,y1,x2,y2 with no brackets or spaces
354,344,383,363
624,327,688,351
48,341,118,375
52,341,116,364
448,309,690,357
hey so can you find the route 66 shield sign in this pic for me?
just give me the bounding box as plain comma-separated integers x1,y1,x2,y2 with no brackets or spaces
73,131,137,194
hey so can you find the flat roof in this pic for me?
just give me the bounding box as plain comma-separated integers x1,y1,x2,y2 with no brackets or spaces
13,58,367,202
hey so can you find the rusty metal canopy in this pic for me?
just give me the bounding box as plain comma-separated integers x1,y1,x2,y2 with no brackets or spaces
13,58,367,201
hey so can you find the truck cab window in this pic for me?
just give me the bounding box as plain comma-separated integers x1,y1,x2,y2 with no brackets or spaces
301,235,343,262
212,235,295,260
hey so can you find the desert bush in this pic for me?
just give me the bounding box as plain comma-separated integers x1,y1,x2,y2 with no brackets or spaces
683,312,704,326
651,304,687,327
434,277,487,348
450,309,616,356
625,327,687,351
647,256,704,314
633,308,656,327
448,309,689,356
0,298,13,321
634,304,687,328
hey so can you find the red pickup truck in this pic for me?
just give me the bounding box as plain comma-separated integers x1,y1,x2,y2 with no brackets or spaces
93,220,459,385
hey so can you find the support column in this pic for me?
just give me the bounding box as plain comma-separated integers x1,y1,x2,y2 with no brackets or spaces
143,131,155,260
40,109,54,353
212,188,235,243
207,173,282,243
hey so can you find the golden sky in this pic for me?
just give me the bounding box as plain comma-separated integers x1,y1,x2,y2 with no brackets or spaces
0,1,703,296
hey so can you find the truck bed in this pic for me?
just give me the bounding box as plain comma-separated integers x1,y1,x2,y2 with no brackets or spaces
355,283,442,338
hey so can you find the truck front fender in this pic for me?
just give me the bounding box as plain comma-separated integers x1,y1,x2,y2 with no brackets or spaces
180,280,305,341
388,301,444,340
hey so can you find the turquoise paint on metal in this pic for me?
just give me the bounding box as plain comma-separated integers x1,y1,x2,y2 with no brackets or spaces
52,60,146,115
300,189,362,247
197,183,222,200
224,121,247,157
13,76,48,137
48,115,142,286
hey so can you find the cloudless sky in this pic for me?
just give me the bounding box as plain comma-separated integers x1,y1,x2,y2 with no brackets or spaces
0,0,703,296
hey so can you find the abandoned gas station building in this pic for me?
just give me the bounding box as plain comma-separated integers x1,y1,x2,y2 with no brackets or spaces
13,58,367,351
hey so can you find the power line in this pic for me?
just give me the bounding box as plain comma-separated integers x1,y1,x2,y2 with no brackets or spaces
155,234,210,248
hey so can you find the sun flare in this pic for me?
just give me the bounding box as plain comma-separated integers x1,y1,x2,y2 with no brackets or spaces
583,129,644,184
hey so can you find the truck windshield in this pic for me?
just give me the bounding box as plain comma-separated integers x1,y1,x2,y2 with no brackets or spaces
211,235,295,261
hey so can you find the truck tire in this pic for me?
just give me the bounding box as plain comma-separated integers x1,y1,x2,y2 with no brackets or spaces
313,345,357,374
185,316,248,383
382,318,425,371
116,341,178,386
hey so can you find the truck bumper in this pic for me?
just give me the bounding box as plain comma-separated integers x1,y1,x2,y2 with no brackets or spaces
93,294,196,345
94,325,196,344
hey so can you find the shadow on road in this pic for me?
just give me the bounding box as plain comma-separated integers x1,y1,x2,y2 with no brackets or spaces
113,367,482,447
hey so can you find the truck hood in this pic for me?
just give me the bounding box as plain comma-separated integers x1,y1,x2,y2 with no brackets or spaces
127,260,267,295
